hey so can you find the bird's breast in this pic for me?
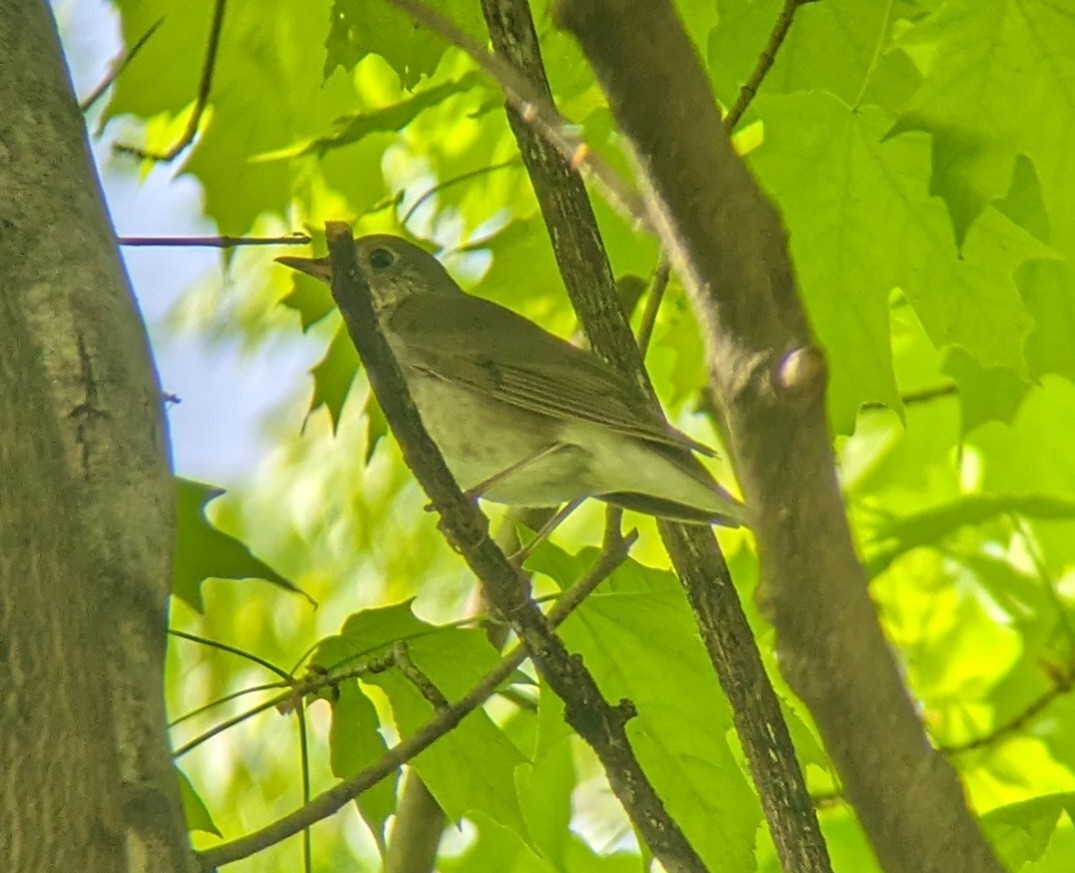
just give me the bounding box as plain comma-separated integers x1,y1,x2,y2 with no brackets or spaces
402,370,588,505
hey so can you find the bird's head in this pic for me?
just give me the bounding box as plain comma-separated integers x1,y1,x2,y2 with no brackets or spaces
276,234,462,312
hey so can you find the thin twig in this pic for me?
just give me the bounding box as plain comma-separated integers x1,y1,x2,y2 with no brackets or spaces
384,0,649,230
79,16,165,113
940,676,1074,756
296,702,313,873
118,233,311,248
113,0,227,161
861,382,959,411
1014,519,1075,651
636,258,671,357
814,672,1075,807
392,642,450,709
169,681,288,728
196,531,636,870
168,629,291,681
723,0,808,130
401,159,523,228
173,692,289,759
172,656,394,758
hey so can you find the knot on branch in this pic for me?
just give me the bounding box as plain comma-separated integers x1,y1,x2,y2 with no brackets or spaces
775,346,826,400
612,698,638,727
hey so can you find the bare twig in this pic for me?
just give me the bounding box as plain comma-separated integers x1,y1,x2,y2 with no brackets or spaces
862,382,958,411
814,672,1075,807
118,233,311,248
168,682,286,729
392,643,450,710
79,16,164,113
636,258,671,357
384,0,649,230
295,701,313,873
196,521,636,870
941,675,1074,756
555,3,1004,872
168,629,291,681
480,3,829,871
401,159,523,228
173,693,288,759
723,0,808,130
113,0,227,161
171,655,394,759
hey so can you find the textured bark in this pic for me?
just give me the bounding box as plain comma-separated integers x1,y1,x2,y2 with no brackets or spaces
480,2,830,870
554,2,1005,873
327,226,708,873
0,2,193,871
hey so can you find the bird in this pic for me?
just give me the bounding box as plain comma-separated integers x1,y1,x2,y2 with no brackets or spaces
277,234,746,527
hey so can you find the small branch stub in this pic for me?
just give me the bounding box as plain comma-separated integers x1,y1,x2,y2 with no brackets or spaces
777,346,826,394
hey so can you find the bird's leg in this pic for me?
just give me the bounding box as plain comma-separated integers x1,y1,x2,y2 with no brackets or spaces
463,441,574,502
508,498,585,566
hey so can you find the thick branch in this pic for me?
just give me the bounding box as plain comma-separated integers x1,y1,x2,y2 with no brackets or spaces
480,0,649,392
2,2,192,870
553,3,1004,873
480,3,829,870
321,226,706,873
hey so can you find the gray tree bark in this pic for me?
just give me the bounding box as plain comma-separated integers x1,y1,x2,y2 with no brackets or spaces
0,2,194,871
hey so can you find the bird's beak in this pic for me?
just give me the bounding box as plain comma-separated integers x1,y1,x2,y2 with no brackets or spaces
275,255,333,284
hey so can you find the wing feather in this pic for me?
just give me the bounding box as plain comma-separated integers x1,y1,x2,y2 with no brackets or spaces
387,293,716,456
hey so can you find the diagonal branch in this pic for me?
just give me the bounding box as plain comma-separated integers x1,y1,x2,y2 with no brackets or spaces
317,225,706,872
386,0,648,229
114,0,227,161
479,2,830,871
723,0,811,131
196,516,637,869
79,16,164,113
552,3,1005,873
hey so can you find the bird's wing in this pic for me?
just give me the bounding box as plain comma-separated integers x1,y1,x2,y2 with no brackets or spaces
387,293,716,456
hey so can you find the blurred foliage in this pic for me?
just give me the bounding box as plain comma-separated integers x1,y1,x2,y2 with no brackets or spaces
76,0,1075,869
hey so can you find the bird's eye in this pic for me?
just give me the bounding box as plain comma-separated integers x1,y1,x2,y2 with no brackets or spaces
369,247,395,270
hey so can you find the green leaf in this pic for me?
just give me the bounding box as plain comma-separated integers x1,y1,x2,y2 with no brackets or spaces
316,603,529,838
442,811,641,873
865,493,1075,579
310,321,361,431
307,72,481,154
751,92,1049,431
516,689,573,866
174,478,305,611
900,0,1075,251
329,682,398,852
942,346,1030,433
364,390,390,464
280,271,335,331
464,217,567,318
176,767,221,836
106,0,395,234
708,0,920,112
373,667,528,838
1023,260,1075,385
325,0,484,89
982,794,1075,872
551,548,761,873
313,600,429,668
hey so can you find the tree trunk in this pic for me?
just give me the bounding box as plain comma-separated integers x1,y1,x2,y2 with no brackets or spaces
0,2,193,871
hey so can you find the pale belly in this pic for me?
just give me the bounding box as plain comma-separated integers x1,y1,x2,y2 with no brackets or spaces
405,373,590,506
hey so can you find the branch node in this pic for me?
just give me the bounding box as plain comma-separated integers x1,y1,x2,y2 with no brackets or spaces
776,346,826,394
613,698,638,726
